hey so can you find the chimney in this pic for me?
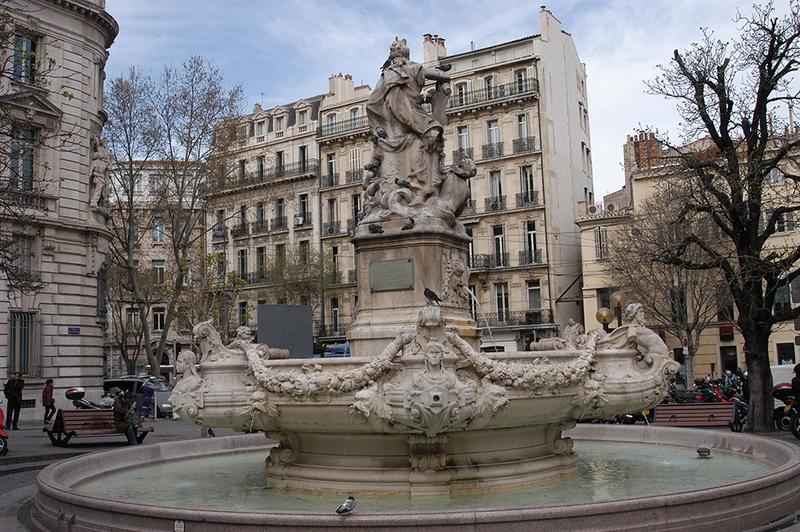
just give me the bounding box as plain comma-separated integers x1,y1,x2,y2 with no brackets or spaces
627,132,662,172
328,73,355,100
470,40,475,52
434,36,447,59
423,33,437,64
539,6,550,41
253,103,262,114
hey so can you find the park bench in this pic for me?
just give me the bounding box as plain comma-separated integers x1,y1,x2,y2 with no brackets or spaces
43,409,152,447
653,403,734,427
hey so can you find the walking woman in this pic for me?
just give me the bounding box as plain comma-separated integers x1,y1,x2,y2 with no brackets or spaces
42,379,56,424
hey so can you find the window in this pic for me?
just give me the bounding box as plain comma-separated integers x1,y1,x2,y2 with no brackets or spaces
238,205,246,227
484,76,494,99
126,308,141,329
327,113,336,128
298,110,308,125
151,260,165,285
457,126,470,150
487,120,500,144
349,148,361,171
151,218,165,244
153,308,166,332
276,116,284,130
238,301,248,326
720,346,738,373
774,285,791,314
275,243,286,265
256,121,265,136
517,114,529,139
456,82,468,105
525,221,538,262
777,343,796,365
275,151,284,172
774,211,794,233
527,280,541,311
13,34,37,84
299,240,310,263
489,170,502,198
467,284,477,320
9,127,36,190
131,220,140,242
495,283,509,322
716,284,734,321
216,253,226,280
597,288,613,310
350,107,359,120
766,168,783,185
275,197,285,219
237,249,248,278
9,311,41,376
327,153,337,176
670,288,687,323
256,156,265,178
299,145,308,168
327,198,337,223
181,266,191,286
11,235,34,279
594,226,610,259
515,69,528,92
299,194,309,218
351,193,361,221
331,245,339,273
331,297,340,330
256,246,266,277
238,159,246,180
520,165,535,201
237,125,248,139
466,227,474,268
256,202,265,223
493,225,505,265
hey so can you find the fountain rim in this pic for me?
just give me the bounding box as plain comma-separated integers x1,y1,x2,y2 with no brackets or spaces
33,425,800,528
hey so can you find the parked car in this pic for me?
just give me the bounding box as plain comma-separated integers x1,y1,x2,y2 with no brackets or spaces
103,376,173,418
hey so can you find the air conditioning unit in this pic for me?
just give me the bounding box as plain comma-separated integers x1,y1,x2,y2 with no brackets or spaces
587,204,598,214
295,216,304,226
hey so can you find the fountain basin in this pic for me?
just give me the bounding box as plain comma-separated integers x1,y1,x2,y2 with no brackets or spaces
29,425,800,531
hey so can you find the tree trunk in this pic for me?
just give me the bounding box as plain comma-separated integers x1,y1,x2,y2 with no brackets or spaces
743,331,773,432
685,351,695,388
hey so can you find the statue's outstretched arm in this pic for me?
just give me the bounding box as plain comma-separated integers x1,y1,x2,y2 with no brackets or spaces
422,66,451,83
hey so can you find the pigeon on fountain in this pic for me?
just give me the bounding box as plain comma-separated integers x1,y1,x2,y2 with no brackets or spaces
395,177,412,188
336,495,356,515
368,223,384,234
424,287,443,305
401,218,415,230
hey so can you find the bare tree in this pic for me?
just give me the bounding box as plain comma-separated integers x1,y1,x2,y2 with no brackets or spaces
105,55,242,375
645,2,800,430
610,186,723,385
259,248,331,315
106,263,157,375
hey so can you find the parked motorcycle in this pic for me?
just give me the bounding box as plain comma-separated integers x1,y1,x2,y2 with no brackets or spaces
729,395,748,432
0,397,8,455
772,383,796,431
65,387,112,410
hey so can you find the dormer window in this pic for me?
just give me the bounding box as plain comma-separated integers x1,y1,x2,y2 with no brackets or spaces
256,121,264,136
13,34,37,84
298,110,307,125
276,116,284,130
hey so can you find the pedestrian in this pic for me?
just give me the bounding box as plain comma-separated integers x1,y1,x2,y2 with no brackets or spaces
3,372,24,430
723,370,736,388
792,364,800,401
42,378,56,424
112,388,138,445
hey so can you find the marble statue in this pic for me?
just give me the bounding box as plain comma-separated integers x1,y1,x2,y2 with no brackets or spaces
359,38,477,234
89,135,111,208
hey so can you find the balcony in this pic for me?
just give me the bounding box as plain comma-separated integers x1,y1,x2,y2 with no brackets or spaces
447,78,540,112
317,116,369,140
462,199,477,215
324,270,342,285
271,216,288,231
518,248,544,265
294,212,313,228
478,310,554,327
207,159,319,194
346,169,364,183
230,223,249,238
323,220,344,236
348,269,357,283
251,219,269,235
513,136,538,154
316,320,351,338
471,253,509,269
321,174,339,189
452,147,474,162
482,142,504,159
347,218,358,234
484,195,507,212
516,190,540,208
211,227,226,241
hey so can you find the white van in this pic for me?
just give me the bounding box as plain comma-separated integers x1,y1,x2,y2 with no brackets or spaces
771,364,796,409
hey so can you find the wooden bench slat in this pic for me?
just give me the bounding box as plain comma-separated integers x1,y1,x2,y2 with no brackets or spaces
44,409,153,447
654,403,733,427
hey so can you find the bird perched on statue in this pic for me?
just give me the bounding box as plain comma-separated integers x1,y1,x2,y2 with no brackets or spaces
375,127,387,139
368,223,384,234
424,288,443,305
336,495,356,515
438,63,453,72
401,218,415,231
395,177,411,188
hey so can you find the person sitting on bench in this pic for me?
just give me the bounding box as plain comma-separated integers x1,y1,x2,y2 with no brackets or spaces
112,388,139,445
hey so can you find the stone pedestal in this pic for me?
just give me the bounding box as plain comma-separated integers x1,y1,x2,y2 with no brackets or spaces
349,224,480,357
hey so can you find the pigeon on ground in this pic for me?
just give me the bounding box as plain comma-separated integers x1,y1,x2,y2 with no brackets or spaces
395,177,412,188
401,218,415,231
336,495,356,515
368,223,384,234
424,287,443,305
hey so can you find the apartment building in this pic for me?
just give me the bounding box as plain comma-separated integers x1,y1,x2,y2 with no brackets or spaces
204,97,324,335
0,0,117,418
579,132,799,378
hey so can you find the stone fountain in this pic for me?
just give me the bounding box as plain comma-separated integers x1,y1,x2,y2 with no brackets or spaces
167,38,680,495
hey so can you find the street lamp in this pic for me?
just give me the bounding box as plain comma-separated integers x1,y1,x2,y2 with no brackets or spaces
596,307,614,332
610,291,627,327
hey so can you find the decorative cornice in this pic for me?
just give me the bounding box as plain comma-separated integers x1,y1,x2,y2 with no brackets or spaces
46,0,119,49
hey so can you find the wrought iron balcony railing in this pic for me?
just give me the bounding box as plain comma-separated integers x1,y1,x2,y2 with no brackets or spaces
317,116,369,139
271,216,288,230
484,195,507,212
462,199,477,215
211,227,226,241
452,147,474,162
477,309,553,327
323,220,344,236
447,78,540,111
209,159,320,194
513,136,538,153
516,190,540,208
347,218,358,234
251,220,269,235
346,169,364,183
482,142,504,159
316,320,351,338
471,253,509,269
321,173,339,189
230,223,249,238
294,212,313,228
518,248,544,265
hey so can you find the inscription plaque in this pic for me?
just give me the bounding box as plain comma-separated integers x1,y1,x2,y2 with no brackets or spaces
370,259,414,292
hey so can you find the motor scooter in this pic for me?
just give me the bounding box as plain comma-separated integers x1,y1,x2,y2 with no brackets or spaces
65,387,112,410
0,397,9,456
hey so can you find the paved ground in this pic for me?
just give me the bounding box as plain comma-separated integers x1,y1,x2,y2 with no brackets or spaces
2,420,800,531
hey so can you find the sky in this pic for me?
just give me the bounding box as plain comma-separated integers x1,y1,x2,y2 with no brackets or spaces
104,0,783,198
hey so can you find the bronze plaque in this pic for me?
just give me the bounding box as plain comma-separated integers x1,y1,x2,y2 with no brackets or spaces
370,259,414,292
